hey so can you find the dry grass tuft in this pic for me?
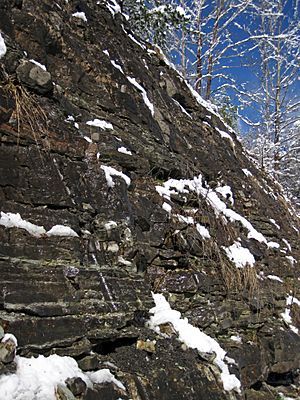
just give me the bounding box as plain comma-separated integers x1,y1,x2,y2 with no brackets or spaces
3,78,50,150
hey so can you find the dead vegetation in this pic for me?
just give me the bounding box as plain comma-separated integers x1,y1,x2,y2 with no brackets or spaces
1,76,50,150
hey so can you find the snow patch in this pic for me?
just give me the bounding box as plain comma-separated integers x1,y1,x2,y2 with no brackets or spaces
101,166,131,188
286,256,297,265
267,275,283,283
281,295,300,334
162,202,172,214
47,225,78,237
148,293,241,393
86,119,113,130
230,335,242,343
118,146,132,155
196,223,211,239
267,241,280,249
0,211,46,237
72,12,87,22
0,33,6,59
0,212,78,238
215,185,234,205
177,214,194,225
223,241,255,268
0,352,125,400
84,136,93,143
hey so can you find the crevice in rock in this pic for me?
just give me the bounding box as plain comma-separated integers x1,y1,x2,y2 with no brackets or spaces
266,371,297,387
92,337,138,355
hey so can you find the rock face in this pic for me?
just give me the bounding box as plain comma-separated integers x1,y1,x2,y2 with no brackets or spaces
0,0,299,399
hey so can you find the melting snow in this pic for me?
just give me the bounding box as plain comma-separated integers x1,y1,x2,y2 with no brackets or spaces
118,146,132,155
127,77,154,116
223,241,255,268
0,33,6,59
72,12,87,22
86,119,113,130
0,212,78,238
101,165,131,187
148,293,241,392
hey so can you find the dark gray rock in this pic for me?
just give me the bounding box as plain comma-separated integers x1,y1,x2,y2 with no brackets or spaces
66,377,87,397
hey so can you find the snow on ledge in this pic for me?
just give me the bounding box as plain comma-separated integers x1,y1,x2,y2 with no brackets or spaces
148,293,241,393
101,165,131,187
46,225,78,237
29,59,47,71
0,212,78,239
86,119,113,130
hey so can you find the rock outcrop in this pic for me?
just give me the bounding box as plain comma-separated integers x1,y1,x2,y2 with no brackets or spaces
0,0,299,399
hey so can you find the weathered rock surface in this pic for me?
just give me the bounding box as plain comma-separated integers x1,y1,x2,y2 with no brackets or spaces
0,0,299,399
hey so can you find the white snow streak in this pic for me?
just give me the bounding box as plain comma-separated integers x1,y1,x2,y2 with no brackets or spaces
0,33,7,59
127,77,154,116
148,293,241,392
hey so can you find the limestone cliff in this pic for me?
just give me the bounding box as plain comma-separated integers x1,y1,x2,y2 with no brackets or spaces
0,1,300,399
